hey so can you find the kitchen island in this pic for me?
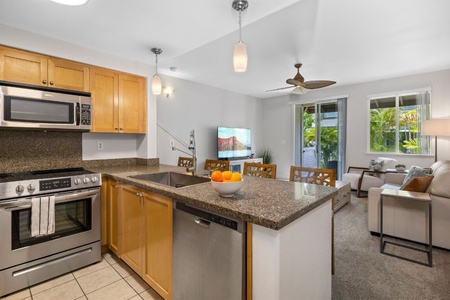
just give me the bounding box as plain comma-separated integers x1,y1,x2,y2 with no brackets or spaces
91,163,337,300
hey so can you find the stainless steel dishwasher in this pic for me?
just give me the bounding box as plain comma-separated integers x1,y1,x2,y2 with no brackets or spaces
173,200,246,300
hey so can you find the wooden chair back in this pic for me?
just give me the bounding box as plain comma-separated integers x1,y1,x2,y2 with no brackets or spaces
289,166,336,187
204,159,230,172
178,157,194,168
243,162,277,179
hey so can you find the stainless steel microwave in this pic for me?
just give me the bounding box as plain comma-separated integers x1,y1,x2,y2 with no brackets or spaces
0,84,91,131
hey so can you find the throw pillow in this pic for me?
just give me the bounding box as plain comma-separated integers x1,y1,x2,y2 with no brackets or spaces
369,159,384,171
376,157,398,171
401,176,434,192
400,165,428,189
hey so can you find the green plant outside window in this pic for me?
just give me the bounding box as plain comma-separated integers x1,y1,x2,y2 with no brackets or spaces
369,91,430,154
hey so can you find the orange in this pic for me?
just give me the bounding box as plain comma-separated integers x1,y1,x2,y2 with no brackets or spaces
230,172,242,182
211,170,224,182
222,171,233,181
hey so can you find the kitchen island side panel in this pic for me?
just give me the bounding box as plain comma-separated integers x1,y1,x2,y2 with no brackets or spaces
252,200,332,300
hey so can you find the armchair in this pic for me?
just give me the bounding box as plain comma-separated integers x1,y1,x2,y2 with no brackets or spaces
342,157,399,197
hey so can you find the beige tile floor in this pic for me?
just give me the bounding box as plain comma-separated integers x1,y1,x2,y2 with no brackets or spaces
0,252,163,300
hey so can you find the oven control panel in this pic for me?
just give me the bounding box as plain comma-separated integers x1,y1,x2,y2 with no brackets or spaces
40,178,72,191
0,174,101,200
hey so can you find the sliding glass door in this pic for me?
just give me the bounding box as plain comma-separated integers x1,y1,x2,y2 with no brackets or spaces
294,98,347,180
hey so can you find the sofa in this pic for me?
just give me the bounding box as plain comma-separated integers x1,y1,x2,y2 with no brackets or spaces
368,160,450,250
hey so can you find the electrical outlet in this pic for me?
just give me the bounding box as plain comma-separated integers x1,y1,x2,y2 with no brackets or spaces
98,142,104,150
170,140,174,147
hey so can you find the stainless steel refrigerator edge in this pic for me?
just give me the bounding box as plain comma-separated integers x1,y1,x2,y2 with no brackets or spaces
173,201,246,300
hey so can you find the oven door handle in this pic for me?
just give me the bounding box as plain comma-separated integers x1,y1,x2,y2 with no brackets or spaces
3,188,100,211
54,188,100,204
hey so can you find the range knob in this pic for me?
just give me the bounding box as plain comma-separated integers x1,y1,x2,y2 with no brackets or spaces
91,176,98,183
83,178,90,184
74,179,82,185
27,184,36,191
16,184,25,193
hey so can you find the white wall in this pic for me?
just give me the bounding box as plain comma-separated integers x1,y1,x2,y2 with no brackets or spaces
156,75,263,170
262,69,450,179
1,24,262,164
0,24,157,160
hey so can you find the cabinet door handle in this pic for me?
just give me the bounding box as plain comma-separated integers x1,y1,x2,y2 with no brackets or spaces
42,79,47,84
119,128,123,131
49,81,54,85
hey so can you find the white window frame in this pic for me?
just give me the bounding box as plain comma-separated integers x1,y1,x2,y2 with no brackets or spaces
367,88,431,155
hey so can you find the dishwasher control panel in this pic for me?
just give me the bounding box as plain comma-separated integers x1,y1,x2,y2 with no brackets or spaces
175,201,241,231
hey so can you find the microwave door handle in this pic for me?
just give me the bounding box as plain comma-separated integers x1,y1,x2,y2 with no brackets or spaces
76,102,80,126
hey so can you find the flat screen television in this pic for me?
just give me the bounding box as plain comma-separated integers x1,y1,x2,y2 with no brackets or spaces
217,126,252,159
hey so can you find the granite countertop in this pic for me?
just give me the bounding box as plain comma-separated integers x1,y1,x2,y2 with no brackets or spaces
91,164,338,230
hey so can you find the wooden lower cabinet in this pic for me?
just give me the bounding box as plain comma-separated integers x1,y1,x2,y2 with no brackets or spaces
119,184,173,300
107,179,122,256
142,192,173,299
120,184,144,274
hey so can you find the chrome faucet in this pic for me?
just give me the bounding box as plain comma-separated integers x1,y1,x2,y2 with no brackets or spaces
172,130,197,176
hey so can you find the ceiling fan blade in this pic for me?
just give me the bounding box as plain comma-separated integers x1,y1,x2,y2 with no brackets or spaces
303,80,336,89
266,86,294,92
286,79,304,86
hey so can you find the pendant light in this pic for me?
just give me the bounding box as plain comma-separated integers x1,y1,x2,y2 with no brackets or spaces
232,0,249,72
151,48,162,95
50,0,88,6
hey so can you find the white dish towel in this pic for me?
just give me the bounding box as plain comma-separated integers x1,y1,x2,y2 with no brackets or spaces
31,196,56,237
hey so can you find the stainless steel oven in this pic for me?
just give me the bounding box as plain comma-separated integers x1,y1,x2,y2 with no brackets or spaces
0,168,101,297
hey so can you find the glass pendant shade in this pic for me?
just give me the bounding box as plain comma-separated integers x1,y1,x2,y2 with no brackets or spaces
233,41,248,72
152,74,162,95
50,0,89,6
292,86,307,95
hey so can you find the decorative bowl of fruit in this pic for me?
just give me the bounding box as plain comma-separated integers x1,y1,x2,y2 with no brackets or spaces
210,170,244,197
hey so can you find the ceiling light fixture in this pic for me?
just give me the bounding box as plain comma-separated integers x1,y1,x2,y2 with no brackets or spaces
50,0,89,6
151,48,162,95
232,0,249,73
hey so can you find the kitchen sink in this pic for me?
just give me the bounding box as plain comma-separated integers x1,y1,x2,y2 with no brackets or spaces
129,172,210,188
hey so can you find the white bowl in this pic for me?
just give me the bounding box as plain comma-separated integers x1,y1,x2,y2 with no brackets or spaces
211,179,244,197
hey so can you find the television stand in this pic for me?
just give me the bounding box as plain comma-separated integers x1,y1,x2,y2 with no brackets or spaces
229,158,263,174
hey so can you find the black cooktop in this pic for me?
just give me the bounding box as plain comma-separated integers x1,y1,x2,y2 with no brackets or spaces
0,167,93,183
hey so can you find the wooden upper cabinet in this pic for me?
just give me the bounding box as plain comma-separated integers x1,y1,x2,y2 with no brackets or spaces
90,67,119,133
90,67,146,134
48,58,89,92
0,46,89,92
0,46,48,87
119,74,146,134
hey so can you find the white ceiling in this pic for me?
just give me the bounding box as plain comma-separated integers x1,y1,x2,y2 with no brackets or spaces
1,0,450,99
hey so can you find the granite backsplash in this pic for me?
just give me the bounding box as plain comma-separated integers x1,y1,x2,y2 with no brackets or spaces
0,130,159,173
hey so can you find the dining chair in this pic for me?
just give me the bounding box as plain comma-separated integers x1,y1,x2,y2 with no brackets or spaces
243,162,277,179
177,156,194,168
204,159,230,172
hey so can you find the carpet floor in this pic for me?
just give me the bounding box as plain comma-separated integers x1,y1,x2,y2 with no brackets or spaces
332,192,450,300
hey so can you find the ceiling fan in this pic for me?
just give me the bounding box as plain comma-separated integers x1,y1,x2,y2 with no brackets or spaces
267,63,336,94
